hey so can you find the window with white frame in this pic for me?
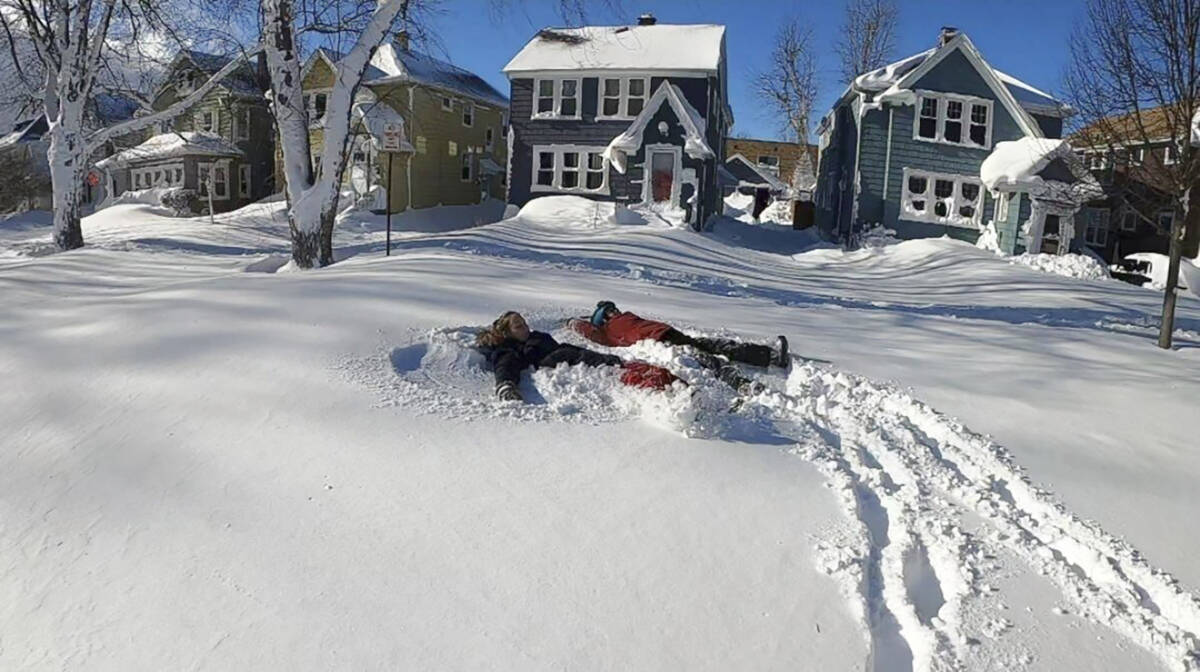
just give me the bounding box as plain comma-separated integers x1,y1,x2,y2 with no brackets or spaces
239,164,251,197
236,108,251,140
1132,147,1145,165
448,140,458,156
533,78,580,119
198,162,229,199
598,77,648,119
757,155,781,174
531,145,608,193
1121,209,1138,231
1084,208,1110,246
442,96,453,111
901,168,983,227
1157,210,1175,232
1164,144,1177,165
131,162,184,190
462,102,474,127
485,127,494,150
196,109,217,133
461,151,473,182
913,91,992,149
1088,152,1107,170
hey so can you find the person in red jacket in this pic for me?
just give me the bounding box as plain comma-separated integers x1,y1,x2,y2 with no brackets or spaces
568,302,788,393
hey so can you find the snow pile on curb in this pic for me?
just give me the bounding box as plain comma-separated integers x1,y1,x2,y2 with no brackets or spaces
514,195,647,230
1010,252,1109,281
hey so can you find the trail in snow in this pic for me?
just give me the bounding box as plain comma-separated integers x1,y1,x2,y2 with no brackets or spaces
343,328,1200,671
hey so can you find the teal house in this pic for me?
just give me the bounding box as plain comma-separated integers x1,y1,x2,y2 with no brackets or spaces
815,27,1098,255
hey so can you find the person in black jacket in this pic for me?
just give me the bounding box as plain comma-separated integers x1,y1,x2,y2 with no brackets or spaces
475,311,623,402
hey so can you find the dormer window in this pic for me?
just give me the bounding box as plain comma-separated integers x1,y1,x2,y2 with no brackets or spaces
598,77,649,119
196,109,217,133
533,78,580,120
914,91,992,149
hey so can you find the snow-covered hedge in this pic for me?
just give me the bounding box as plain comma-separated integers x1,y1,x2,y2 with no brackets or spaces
160,188,198,216
1010,252,1110,281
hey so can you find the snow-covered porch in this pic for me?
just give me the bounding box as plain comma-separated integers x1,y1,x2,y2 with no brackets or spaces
96,132,248,213
980,137,1104,255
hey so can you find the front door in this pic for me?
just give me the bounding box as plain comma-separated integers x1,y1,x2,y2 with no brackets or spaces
650,151,674,203
1040,214,1062,254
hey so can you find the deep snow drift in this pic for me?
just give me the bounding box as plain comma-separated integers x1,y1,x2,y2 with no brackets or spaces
2,196,1199,670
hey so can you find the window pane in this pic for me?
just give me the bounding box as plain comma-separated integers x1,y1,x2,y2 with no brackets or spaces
603,98,620,116
562,80,577,96
907,176,927,194
626,98,643,116
969,123,987,146
944,120,962,143
537,170,553,186
970,104,987,124
560,97,577,116
960,183,980,202
538,97,553,113
934,179,953,198
946,101,962,119
628,79,645,96
586,171,603,189
563,153,579,168
959,205,976,218
538,80,553,96
920,98,937,117
604,78,620,95
587,153,604,170
934,201,949,217
918,118,937,139
562,170,578,188
539,153,553,169
912,199,926,211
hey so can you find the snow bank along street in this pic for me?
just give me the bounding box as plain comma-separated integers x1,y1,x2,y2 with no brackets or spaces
2,196,1199,670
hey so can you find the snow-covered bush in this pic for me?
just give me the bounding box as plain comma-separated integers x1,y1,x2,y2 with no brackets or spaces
160,188,198,216
1011,252,1109,281
975,222,1003,255
851,223,900,249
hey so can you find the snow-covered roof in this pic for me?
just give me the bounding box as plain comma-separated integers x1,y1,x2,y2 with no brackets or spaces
503,24,725,74
352,101,414,153
366,44,509,108
852,35,1069,119
0,116,48,149
175,50,264,98
96,131,244,169
980,137,1102,202
603,81,714,174
724,154,788,191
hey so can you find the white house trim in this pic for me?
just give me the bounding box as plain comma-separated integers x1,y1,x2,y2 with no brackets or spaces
642,143,683,206
603,81,714,174
912,90,994,150
530,143,610,195
531,77,581,120
891,33,1043,139
900,167,985,229
596,75,651,120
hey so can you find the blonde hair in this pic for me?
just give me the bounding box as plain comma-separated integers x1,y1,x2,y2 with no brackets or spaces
476,311,524,347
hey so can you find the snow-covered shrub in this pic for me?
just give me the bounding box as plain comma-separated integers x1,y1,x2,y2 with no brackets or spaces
1011,252,1109,281
160,188,198,216
851,223,900,249
975,222,1003,255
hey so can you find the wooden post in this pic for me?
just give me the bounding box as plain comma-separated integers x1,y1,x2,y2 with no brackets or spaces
386,151,393,256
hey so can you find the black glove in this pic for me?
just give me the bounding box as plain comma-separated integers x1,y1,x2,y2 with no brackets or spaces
496,382,523,402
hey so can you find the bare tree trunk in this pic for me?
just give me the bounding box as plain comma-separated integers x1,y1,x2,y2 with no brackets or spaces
1157,201,1189,349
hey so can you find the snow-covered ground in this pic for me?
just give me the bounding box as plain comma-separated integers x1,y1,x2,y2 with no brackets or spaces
2,196,1199,670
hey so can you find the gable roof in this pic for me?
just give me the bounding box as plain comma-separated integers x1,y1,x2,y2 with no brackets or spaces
1070,104,1190,146
725,154,788,191
163,50,263,99
603,81,714,174
309,44,508,108
503,23,725,74
95,131,244,169
853,32,1068,133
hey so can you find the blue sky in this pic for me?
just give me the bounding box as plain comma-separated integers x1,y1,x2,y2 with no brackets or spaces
420,0,1085,141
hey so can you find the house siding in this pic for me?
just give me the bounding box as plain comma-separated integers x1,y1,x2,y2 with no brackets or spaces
507,74,721,226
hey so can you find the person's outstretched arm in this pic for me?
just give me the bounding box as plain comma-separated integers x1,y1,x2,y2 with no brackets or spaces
567,317,608,345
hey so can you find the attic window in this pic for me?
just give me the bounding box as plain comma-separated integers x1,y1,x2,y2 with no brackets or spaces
914,91,992,149
532,78,581,120
442,96,453,111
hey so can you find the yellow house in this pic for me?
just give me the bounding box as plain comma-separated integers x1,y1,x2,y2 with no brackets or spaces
296,33,509,213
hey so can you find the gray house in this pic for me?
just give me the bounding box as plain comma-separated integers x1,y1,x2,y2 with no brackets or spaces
502,15,731,229
815,27,1097,255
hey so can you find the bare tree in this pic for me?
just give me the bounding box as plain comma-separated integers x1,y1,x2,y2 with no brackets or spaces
754,18,818,144
836,0,897,83
0,0,256,251
1064,0,1200,349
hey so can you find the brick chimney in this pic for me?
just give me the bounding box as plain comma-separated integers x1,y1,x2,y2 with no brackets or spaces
395,29,410,51
637,13,657,26
939,26,959,46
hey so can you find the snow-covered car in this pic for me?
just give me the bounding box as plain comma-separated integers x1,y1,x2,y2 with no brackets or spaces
1117,252,1194,291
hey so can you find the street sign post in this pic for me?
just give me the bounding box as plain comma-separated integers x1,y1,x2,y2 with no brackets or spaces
381,123,403,257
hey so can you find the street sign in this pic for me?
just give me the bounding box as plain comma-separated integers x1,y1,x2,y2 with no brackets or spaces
86,171,100,187
382,123,403,153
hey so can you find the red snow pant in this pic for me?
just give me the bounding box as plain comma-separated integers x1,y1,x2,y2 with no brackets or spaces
620,362,680,390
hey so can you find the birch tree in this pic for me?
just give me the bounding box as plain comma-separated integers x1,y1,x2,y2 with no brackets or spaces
0,0,256,250
753,17,818,143
1064,0,1200,349
836,0,897,83
262,0,412,268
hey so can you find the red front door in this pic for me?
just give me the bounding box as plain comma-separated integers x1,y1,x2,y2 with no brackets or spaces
650,152,674,203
